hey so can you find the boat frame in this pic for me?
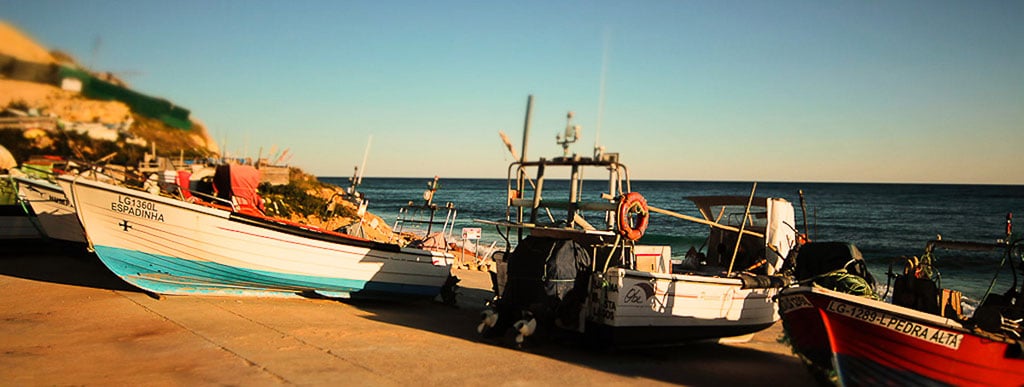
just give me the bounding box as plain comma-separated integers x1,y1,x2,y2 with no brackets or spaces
476,96,795,346
59,171,455,300
779,237,1024,386
13,174,86,243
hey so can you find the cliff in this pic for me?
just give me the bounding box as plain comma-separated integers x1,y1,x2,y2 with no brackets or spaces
0,21,217,163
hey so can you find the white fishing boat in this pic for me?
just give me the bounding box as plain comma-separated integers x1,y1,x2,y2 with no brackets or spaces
11,155,131,244
391,176,457,248
0,146,40,239
1,175,41,240
13,173,86,243
390,175,498,270
476,97,796,346
588,194,796,345
58,164,455,299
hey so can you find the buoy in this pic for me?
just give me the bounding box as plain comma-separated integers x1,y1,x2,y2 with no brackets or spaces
616,192,649,241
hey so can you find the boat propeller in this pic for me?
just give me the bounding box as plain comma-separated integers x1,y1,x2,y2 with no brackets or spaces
512,312,537,345
477,309,498,334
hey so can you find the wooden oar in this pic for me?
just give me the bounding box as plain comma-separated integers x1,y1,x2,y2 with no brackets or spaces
647,198,783,268
727,182,758,275
647,205,764,239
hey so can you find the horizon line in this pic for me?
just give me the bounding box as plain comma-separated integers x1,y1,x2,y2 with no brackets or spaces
314,175,1024,187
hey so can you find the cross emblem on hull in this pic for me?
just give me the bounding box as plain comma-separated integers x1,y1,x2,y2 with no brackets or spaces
118,220,132,231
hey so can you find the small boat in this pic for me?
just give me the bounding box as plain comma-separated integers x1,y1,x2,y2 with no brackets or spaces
476,98,796,346
390,176,498,270
58,164,455,299
11,155,132,244
778,225,1024,386
0,174,41,240
390,176,458,249
0,145,41,239
11,157,95,243
13,173,85,243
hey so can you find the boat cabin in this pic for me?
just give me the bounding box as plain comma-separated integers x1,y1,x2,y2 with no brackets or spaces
682,196,796,275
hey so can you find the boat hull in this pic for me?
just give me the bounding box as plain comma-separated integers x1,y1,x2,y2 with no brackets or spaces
60,176,452,299
0,204,40,239
14,175,86,243
1,175,41,239
588,269,779,345
778,286,1024,386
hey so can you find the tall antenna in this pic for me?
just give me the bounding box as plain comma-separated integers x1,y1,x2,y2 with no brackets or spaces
357,135,372,186
347,136,372,200
90,36,102,70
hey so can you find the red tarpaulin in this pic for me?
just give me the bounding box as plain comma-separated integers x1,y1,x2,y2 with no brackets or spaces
214,164,264,215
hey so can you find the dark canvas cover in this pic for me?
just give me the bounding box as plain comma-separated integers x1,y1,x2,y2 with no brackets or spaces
795,242,867,281
485,236,592,337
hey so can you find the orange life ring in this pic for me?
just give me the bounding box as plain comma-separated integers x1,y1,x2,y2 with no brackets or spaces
616,192,649,241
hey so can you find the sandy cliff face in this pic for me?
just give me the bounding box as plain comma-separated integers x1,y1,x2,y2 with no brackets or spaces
0,22,401,243
0,22,56,63
0,79,132,124
0,21,218,156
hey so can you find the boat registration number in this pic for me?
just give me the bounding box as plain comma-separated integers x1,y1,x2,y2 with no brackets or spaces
826,300,963,350
778,294,813,313
110,195,165,222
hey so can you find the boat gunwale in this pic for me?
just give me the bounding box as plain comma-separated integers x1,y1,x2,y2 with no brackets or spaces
607,266,751,286
780,285,972,334
12,174,64,193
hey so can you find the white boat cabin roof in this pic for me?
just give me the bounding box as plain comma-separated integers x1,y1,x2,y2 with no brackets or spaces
687,196,772,229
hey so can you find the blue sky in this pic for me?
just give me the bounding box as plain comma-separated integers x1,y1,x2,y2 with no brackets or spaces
3,1,1022,183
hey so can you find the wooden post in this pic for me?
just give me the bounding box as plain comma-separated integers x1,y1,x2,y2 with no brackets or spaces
529,162,545,224
517,95,533,242
568,163,579,225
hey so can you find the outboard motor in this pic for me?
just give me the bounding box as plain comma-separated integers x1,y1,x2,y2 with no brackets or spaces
973,237,1024,339
974,291,1023,339
479,236,591,345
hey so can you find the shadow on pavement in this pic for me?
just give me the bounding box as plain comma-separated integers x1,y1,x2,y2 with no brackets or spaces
344,271,816,387
0,238,139,293
0,240,815,385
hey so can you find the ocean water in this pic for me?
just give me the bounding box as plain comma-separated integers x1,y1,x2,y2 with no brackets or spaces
322,177,1024,301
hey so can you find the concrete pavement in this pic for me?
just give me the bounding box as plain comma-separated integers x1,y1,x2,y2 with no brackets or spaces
0,240,816,386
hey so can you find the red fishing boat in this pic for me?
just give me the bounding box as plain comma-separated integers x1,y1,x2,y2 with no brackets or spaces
779,223,1024,386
